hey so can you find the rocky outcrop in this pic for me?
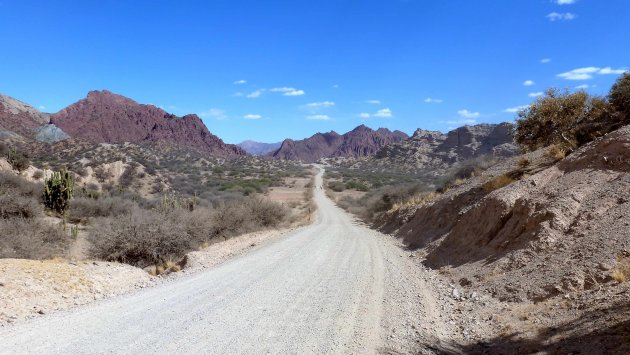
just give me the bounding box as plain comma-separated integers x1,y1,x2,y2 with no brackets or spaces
0,94,51,137
271,125,408,162
51,90,245,156
374,123,518,172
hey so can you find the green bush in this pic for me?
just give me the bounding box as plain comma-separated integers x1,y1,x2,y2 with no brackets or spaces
6,148,30,172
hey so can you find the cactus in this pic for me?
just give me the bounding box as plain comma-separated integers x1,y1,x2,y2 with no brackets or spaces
70,225,79,239
44,170,74,215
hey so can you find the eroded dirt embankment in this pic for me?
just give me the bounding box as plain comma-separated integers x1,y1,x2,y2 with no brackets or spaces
377,125,630,353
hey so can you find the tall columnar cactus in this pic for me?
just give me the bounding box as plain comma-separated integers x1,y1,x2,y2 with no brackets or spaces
44,170,74,215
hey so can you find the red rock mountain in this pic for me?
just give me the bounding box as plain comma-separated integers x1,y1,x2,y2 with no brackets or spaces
271,124,408,162
51,90,245,156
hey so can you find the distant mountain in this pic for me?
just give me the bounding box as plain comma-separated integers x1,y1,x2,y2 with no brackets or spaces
50,90,245,156
0,94,70,143
373,123,518,172
238,140,282,156
271,124,408,162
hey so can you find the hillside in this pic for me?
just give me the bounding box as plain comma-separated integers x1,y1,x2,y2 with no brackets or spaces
50,90,245,157
271,124,408,162
373,123,518,173
371,125,630,353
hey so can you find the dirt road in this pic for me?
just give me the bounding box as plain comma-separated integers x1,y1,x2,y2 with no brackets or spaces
0,168,442,354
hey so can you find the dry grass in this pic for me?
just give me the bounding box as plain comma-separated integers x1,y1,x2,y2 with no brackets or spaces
483,175,515,193
0,218,70,259
612,256,630,283
391,192,438,211
545,144,569,161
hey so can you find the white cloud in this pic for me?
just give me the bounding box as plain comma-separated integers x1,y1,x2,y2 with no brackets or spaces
307,114,331,121
599,67,628,75
305,101,335,108
447,119,477,126
373,108,393,118
366,99,381,104
546,12,576,21
457,109,480,119
38,105,46,110
424,97,443,103
271,87,305,96
504,105,528,113
200,108,227,120
575,84,590,89
243,114,262,120
556,0,576,4
523,80,535,86
529,92,544,98
246,90,264,98
557,66,628,80
541,58,552,64
357,113,371,119
233,79,247,85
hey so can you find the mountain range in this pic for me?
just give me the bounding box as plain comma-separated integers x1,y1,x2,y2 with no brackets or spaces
271,125,409,162
0,90,517,165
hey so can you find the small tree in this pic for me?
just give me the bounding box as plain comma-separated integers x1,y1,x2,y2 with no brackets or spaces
514,88,610,151
44,170,74,215
610,73,630,120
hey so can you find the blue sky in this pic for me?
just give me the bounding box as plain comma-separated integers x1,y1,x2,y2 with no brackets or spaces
0,0,628,143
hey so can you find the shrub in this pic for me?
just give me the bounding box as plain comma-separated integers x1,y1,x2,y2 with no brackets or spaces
515,88,612,152
88,208,193,267
610,73,630,119
32,170,44,180
328,181,346,192
0,218,69,259
345,181,369,191
6,148,30,172
245,197,288,227
0,192,42,219
43,170,74,215
0,171,41,197
67,196,134,222
483,175,515,193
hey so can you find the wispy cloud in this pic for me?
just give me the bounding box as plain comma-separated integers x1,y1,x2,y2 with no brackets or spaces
271,87,305,96
365,99,381,104
200,108,227,120
305,101,335,108
529,92,544,98
38,105,46,110
541,58,552,64
447,119,477,126
233,79,247,85
233,92,244,97
332,84,339,88
575,84,590,89
457,109,480,119
307,114,331,121
424,97,443,103
556,0,576,4
374,108,393,118
246,89,264,98
557,66,628,80
546,12,576,21
357,113,371,119
504,105,528,113
523,80,535,86
243,114,262,120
